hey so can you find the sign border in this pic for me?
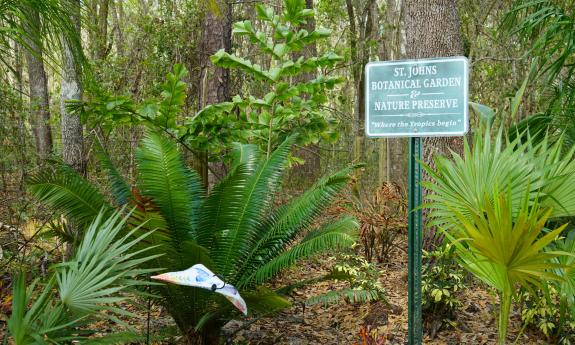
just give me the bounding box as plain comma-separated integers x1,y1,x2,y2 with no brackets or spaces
364,56,469,138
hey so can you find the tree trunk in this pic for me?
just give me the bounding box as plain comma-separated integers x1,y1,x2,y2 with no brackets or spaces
345,0,364,141
196,1,231,187
379,0,406,189
60,0,85,260
290,0,321,184
61,0,85,175
96,0,110,60
185,328,220,345
110,0,124,57
24,7,53,161
403,0,465,250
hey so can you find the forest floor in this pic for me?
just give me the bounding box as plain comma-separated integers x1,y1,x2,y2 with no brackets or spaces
227,237,549,345
0,237,551,345
0,190,551,344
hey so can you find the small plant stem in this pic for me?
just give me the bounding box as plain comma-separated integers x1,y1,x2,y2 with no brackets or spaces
511,317,529,345
266,100,276,159
498,288,512,345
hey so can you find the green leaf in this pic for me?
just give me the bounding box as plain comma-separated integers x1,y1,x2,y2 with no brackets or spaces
470,102,496,127
28,161,113,228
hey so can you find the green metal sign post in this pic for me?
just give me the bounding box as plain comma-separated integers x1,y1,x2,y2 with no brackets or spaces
407,136,423,344
364,57,468,345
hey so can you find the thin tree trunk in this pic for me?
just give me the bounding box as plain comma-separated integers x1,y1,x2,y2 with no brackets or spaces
345,0,361,138
13,41,29,190
380,0,406,188
96,0,110,59
23,8,53,161
196,0,231,187
110,0,124,57
61,0,85,260
61,0,85,175
403,0,465,250
290,0,320,184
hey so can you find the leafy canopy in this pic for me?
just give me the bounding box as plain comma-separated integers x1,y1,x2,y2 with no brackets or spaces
68,0,343,160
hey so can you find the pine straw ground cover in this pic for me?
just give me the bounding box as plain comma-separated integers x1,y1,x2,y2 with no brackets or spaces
0,218,551,344
227,236,548,345
0,235,551,344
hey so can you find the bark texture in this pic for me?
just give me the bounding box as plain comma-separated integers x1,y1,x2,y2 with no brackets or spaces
403,0,464,249
290,0,321,183
196,1,232,187
24,8,53,161
61,0,85,175
198,2,231,107
96,0,110,59
111,0,124,57
380,0,407,187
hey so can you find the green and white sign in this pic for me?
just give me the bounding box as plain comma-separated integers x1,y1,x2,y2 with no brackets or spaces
365,57,469,137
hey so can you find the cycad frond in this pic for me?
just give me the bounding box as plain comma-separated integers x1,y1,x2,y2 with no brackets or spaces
27,162,113,227
136,132,198,267
229,142,260,171
196,147,256,251
238,165,357,280
94,138,131,206
215,136,295,279
305,288,381,307
242,216,358,287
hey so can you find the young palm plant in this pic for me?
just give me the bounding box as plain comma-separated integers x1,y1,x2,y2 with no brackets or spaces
442,191,567,344
28,131,359,344
423,125,575,231
423,122,575,343
8,208,159,344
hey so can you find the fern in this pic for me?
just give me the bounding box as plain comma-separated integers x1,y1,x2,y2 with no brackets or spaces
305,288,381,307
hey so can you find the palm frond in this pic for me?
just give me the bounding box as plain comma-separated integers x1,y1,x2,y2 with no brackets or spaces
551,230,575,315
8,209,158,344
0,0,85,69
537,139,575,217
27,161,113,227
56,208,159,313
421,126,575,229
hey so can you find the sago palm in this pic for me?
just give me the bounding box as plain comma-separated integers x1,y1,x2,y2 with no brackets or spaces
28,131,359,344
